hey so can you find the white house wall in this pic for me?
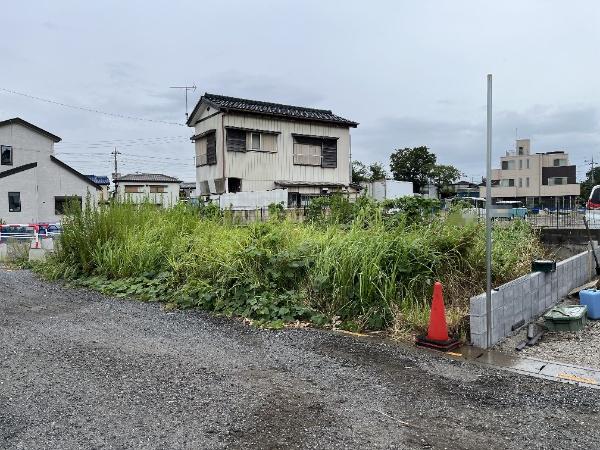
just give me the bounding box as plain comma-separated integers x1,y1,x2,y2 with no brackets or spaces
0,122,55,172
0,162,99,224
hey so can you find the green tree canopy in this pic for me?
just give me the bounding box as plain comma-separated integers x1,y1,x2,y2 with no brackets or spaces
352,160,389,183
368,162,388,181
390,146,437,192
430,164,463,197
580,167,600,203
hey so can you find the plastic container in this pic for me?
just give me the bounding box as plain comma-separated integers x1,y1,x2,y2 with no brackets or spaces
543,305,588,332
532,259,556,273
579,289,600,320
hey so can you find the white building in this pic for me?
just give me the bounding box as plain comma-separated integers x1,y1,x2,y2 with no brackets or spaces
480,138,580,208
113,173,181,207
0,117,101,224
186,93,359,208
362,179,414,201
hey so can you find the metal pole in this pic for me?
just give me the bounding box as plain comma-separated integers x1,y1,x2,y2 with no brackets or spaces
485,74,493,348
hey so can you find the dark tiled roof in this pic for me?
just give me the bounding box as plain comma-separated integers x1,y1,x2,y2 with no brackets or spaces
86,175,110,185
188,93,358,128
0,118,61,142
114,173,181,183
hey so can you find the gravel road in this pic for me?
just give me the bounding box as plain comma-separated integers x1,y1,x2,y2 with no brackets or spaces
2,269,600,449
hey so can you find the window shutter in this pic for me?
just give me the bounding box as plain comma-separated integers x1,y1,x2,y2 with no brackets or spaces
226,129,247,152
321,139,337,168
262,133,277,152
206,132,217,165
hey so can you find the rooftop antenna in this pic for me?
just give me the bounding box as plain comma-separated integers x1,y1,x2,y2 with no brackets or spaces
170,85,197,121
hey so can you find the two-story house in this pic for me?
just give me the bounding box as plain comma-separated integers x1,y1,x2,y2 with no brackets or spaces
0,118,101,223
113,173,181,207
186,93,359,207
480,138,580,209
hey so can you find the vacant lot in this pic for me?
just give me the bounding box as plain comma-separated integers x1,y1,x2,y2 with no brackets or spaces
2,269,600,449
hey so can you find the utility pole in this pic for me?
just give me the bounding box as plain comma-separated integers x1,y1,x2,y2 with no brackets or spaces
111,147,122,197
585,157,596,185
485,74,493,349
170,85,197,121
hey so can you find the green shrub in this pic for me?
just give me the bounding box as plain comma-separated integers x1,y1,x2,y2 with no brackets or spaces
38,199,544,336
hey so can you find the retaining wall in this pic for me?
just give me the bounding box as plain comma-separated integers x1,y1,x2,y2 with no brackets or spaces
470,246,600,348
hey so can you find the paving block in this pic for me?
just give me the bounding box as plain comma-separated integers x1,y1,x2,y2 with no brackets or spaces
469,294,486,316
470,314,487,335
471,332,487,349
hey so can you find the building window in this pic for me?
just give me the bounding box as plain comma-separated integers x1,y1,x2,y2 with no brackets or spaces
250,132,261,150
501,160,516,170
553,158,566,167
519,159,523,170
518,146,524,155
8,192,20,212
526,177,530,187
519,178,522,187
195,132,216,166
226,128,277,153
226,129,247,152
54,196,82,215
1,145,13,165
149,185,167,193
228,177,242,193
549,177,567,186
293,135,337,168
500,179,515,187
124,185,143,193
526,159,530,169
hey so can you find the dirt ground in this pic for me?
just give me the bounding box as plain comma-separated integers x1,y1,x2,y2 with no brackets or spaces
2,269,600,449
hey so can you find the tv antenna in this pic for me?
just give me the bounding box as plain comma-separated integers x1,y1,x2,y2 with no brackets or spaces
170,85,197,121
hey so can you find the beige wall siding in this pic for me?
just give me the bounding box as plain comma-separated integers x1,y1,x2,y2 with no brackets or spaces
116,182,180,207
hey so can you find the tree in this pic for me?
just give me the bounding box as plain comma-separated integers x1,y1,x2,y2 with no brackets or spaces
389,146,436,193
352,160,369,183
430,164,463,197
368,162,388,181
580,167,600,203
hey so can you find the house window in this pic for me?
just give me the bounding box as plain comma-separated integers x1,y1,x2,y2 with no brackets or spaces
226,129,248,152
526,177,530,187
1,145,13,165
500,179,515,187
526,159,530,169
226,128,277,153
501,160,516,170
54,196,82,215
250,132,261,150
149,185,167,193
519,178,522,187
195,132,216,166
124,185,143,193
293,135,337,168
8,192,20,212
553,158,566,167
519,160,523,170
518,146,524,155
228,177,242,193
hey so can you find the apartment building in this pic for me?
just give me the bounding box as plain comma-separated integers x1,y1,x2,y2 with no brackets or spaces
480,139,580,208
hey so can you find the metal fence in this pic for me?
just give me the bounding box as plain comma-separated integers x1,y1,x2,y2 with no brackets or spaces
526,210,600,229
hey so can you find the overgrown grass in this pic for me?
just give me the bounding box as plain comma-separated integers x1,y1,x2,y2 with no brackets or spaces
37,199,545,338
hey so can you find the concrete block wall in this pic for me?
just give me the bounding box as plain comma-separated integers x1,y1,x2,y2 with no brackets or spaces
470,247,599,348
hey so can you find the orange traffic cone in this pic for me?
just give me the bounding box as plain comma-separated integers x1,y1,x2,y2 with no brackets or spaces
416,281,460,351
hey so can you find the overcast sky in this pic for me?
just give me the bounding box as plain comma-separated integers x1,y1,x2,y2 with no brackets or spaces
2,1,599,183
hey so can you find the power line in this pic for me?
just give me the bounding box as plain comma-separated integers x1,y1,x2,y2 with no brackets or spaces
0,87,186,127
